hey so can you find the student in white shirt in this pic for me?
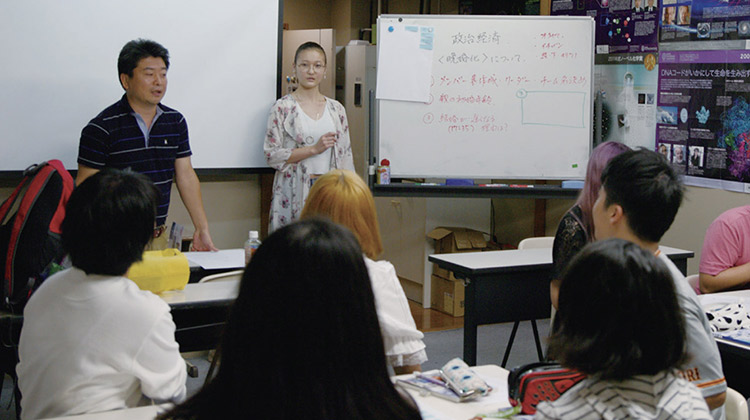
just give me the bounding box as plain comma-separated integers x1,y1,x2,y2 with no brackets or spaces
301,169,427,374
536,238,711,420
17,169,186,420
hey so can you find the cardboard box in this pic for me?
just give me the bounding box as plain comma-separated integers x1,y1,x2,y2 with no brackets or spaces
431,274,465,317
428,227,488,281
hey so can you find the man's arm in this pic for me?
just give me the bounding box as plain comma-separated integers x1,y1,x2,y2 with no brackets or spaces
174,157,218,252
699,262,750,293
705,391,726,411
75,164,100,186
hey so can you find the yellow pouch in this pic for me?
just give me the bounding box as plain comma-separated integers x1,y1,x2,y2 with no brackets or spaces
126,249,189,293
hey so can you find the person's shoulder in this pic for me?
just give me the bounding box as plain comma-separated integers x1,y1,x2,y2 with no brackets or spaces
157,103,185,121
90,97,129,122
716,205,750,224
364,256,396,275
326,97,346,112
119,279,171,316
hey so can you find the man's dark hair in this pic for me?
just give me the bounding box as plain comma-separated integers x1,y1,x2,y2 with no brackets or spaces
118,39,170,79
62,168,159,276
601,148,684,243
548,238,686,380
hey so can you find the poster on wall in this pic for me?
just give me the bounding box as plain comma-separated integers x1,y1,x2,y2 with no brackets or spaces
594,52,660,149
657,50,750,191
551,0,659,54
660,0,750,43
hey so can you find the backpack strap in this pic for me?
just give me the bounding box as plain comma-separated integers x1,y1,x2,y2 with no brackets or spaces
45,160,74,235
4,163,57,298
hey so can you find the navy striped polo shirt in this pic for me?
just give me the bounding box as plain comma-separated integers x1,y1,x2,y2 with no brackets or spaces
78,95,192,227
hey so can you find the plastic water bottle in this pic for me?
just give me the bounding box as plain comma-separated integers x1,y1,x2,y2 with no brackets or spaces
244,231,261,264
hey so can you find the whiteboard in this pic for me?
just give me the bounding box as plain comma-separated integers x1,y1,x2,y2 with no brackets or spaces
376,15,594,179
0,0,279,172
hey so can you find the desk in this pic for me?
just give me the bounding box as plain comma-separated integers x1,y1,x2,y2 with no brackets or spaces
429,245,694,365
394,364,510,419
698,290,750,397
41,404,166,420
159,280,239,352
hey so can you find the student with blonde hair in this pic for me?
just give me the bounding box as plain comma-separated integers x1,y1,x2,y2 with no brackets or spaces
301,169,427,374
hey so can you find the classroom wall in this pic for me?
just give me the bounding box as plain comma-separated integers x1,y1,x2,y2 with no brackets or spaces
283,0,332,29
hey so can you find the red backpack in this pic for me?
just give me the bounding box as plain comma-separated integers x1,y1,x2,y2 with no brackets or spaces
0,160,74,313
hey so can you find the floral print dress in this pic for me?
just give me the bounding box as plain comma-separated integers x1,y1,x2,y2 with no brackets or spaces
264,94,354,232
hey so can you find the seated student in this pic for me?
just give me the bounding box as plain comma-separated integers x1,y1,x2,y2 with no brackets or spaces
551,141,630,308
17,169,186,420
699,205,750,293
535,239,712,420
160,219,422,420
592,149,726,417
300,169,427,374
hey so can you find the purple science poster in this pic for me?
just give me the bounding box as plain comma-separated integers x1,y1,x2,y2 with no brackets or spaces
657,50,750,191
551,0,659,54
660,0,750,43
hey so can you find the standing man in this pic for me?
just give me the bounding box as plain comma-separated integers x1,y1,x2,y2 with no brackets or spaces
592,149,726,419
77,39,217,251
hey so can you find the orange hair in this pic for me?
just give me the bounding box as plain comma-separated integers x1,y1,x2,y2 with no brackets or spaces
301,170,384,259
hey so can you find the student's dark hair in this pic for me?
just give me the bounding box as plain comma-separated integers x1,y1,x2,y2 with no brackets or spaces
600,148,684,243
62,168,159,276
294,41,327,65
160,218,421,420
118,39,170,79
547,238,686,380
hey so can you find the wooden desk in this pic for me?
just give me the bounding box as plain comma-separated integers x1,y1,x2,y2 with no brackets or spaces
429,245,694,365
394,364,510,419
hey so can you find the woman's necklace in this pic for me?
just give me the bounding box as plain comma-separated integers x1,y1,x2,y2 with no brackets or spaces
294,92,324,119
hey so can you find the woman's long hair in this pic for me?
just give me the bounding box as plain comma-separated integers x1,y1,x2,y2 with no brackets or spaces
575,141,631,240
160,219,421,420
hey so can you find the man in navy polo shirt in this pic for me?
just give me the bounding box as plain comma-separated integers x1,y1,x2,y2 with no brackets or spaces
77,39,217,251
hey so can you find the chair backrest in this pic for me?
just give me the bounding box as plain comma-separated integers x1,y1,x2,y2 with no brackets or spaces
726,387,748,420
199,269,244,283
685,274,702,295
518,237,555,250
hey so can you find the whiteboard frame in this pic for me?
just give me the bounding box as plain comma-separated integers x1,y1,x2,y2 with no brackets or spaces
0,1,282,175
375,14,595,180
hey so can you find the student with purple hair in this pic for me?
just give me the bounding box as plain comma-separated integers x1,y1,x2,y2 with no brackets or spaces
550,141,630,308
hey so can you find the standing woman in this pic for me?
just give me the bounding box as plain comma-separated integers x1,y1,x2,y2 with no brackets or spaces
264,42,354,232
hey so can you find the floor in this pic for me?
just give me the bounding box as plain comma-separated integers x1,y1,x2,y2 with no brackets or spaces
408,300,464,332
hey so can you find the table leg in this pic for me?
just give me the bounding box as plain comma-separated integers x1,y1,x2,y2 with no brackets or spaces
463,279,477,365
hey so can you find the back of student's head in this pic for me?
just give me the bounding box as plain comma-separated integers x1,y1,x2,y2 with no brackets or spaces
548,238,686,380
161,218,421,420
301,169,384,259
601,148,683,243
62,168,158,276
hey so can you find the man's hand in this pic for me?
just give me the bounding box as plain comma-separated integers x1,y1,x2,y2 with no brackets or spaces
191,229,218,252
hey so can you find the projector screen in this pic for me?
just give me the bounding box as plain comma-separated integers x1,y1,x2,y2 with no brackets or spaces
0,0,280,172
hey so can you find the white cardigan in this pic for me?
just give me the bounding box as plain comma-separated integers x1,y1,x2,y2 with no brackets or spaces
365,257,428,367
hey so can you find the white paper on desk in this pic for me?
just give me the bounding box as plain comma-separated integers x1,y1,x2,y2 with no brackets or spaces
184,249,244,270
376,24,434,102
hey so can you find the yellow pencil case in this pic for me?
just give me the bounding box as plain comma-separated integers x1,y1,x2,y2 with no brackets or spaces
126,249,190,293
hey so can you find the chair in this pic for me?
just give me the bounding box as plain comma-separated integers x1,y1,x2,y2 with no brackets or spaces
504,237,555,367
725,387,748,420
198,269,244,283
685,274,702,295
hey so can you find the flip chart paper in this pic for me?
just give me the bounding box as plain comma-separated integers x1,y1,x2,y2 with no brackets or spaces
376,24,435,102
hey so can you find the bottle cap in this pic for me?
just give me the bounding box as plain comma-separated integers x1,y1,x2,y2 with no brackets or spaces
249,230,259,239
380,159,390,166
